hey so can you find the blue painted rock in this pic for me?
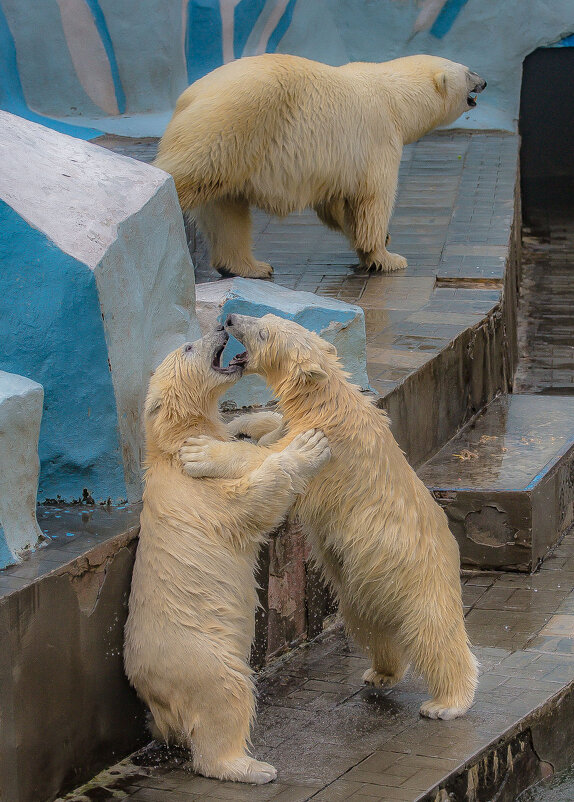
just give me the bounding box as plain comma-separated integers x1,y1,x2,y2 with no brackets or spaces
195,278,370,408
0,112,200,503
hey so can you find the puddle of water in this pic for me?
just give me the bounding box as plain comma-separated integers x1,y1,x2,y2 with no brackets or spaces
518,764,574,801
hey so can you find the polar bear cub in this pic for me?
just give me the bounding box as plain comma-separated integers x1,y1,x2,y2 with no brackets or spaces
123,326,330,784
180,315,478,721
155,53,486,278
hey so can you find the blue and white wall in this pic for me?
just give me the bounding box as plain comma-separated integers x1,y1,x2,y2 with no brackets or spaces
0,0,573,137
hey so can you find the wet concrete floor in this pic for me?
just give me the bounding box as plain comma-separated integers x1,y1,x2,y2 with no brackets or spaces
59,529,574,802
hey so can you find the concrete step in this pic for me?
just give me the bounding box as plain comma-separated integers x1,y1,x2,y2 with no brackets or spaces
418,394,574,572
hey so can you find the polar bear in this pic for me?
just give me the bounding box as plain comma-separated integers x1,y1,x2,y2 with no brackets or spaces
123,326,330,784
180,315,478,721
155,53,485,278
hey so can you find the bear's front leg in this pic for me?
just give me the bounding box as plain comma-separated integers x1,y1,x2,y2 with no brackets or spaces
352,195,407,273
226,410,285,445
225,429,331,537
194,199,273,279
350,157,407,273
179,436,263,479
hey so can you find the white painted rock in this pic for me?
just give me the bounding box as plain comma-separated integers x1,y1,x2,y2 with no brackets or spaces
196,278,370,408
0,372,44,568
0,111,200,503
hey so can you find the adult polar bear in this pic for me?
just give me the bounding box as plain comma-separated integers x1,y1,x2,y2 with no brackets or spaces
155,53,486,278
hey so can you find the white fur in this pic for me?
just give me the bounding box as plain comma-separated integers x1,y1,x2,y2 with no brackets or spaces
155,53,485,276
124,330,330,783
180,315,478,720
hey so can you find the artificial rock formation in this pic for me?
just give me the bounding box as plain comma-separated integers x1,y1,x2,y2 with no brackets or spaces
0,111,200,502
0,371,44,568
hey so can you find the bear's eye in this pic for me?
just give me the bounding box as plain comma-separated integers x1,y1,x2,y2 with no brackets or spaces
259,329,269,341
183,343,194,354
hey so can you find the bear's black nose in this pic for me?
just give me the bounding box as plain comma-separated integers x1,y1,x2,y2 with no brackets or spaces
216,324,224,332
226,315,234,327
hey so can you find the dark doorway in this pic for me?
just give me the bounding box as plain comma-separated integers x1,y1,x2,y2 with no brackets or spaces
519,46,574,228
514,45,574,396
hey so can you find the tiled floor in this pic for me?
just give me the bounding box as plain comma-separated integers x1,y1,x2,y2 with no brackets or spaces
97,132,516,397
59,532,574,802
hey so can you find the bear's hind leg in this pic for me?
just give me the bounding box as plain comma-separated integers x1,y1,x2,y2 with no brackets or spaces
404,616,478,721
363,629,409,689
314,199,346,233
339,603,408,689
191,667,277,784
195,199,273,278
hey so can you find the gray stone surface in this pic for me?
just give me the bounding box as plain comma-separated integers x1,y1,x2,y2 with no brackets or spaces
515,197,574,395
418,394,574,571
0,371,44,567
0,505,145,802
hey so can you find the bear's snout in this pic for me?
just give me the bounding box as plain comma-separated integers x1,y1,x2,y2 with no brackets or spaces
225,314,235,328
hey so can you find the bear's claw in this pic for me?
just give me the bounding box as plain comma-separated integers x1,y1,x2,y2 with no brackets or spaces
362,667,401,688
207,756,277,784
419,700,469,720
215,261,273,280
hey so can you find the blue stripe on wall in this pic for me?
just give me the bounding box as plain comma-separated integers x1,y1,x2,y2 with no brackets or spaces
84,0,126,114
0,201,126,502
266,0,297,53
0,4,102,139
550,32,574,47
186,0,223,84
430,0,470,39
234,0,266,59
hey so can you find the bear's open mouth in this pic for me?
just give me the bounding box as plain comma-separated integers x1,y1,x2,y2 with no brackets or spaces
211,345,249,374
467,94,477,108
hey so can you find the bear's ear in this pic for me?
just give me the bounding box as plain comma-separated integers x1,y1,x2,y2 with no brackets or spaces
302,363,329,383
145,393,163,417
433,71,448,94
320,340,337,356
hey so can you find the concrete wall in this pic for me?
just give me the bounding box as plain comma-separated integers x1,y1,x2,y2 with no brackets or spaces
0,0,572,137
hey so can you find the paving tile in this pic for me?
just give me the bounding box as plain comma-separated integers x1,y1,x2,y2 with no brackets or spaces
539,615,574,637
129,789,198,801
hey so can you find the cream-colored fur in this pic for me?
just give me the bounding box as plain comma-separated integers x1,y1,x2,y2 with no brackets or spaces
180,315,478,720
123,328,330,784
155,53,485,277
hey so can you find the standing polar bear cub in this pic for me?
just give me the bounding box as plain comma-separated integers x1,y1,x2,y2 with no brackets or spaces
124,327,330,784
155,53,486,277
181,315,478,720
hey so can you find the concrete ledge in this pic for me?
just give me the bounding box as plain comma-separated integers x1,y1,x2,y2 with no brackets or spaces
0,506,145,802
